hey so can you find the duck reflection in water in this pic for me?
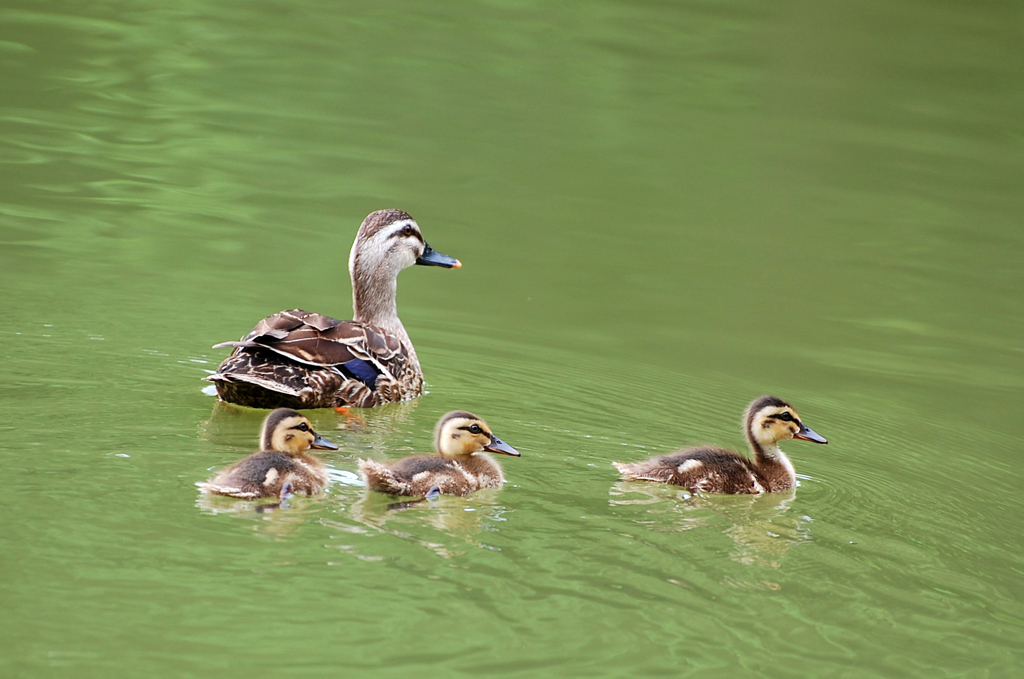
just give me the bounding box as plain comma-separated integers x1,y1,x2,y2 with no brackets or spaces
200,394,418,448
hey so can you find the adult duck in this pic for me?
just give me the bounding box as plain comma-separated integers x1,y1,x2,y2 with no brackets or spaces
206,209,460,409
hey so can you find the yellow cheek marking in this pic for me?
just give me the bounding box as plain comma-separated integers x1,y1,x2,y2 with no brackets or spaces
263,468,280,486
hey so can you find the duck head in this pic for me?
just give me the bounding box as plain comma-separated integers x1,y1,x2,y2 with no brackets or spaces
349,209,460,280
348,209,460,328
260,408,339,454
434,410,520,459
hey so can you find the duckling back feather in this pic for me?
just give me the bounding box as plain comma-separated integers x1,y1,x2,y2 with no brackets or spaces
358,454,504,497
200,450,329,498
614,447,766,494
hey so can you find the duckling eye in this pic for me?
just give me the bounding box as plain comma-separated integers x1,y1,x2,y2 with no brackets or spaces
469,424,482,434
776,412,793,422
296,422,310,432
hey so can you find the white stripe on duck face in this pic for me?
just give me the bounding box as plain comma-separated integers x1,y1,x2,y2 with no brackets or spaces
384,219,422,242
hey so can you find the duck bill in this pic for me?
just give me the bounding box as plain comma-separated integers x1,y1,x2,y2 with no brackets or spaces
311,433,339,450
416,242,462,269
484,436,520,457
794,425,828,444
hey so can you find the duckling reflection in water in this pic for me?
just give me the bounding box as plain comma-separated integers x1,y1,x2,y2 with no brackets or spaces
342,484,509,558
198,408,338,499
358,411,519,496
610,481,810,568
613,396,827,494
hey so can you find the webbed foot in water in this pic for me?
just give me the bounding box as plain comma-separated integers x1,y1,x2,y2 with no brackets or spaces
334,406,368,432
256,481,294,513
387,485,441,511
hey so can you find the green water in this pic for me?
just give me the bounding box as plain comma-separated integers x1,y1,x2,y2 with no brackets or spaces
2,0,1022,676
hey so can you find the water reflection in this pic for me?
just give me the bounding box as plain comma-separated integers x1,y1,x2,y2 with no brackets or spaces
327,399,421,451
195,491,277,515
4,0,1021,673
193,492,321,541
342,489,510,558
609,481,810,569
198,399,355,440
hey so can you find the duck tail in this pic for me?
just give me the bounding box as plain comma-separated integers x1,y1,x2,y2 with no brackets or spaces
612,461,636,477
612,460,668,483
357,459,411,495
195,480,258,498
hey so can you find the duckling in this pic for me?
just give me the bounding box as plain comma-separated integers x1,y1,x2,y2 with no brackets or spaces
613,396,827,494
198,408,339,499
358,411,520,496
206,209,461,409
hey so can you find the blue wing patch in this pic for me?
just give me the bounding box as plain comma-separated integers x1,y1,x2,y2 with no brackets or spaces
341,358,379,390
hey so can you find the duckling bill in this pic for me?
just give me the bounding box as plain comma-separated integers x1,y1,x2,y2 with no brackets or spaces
198,408,338,499
613,396,827,494
359,411,519,497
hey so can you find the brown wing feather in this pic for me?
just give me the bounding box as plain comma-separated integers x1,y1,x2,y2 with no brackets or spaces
214,309,398,369
207,309,419,409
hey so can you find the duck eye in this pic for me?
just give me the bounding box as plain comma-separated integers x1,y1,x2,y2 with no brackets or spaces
402,224,414,236
776,412,793,422
297,422,309,431
469,424,482,434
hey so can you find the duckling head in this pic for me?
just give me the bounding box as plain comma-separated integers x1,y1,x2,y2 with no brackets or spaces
434,410,520,459
744,395,828,454
260,408,339,455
